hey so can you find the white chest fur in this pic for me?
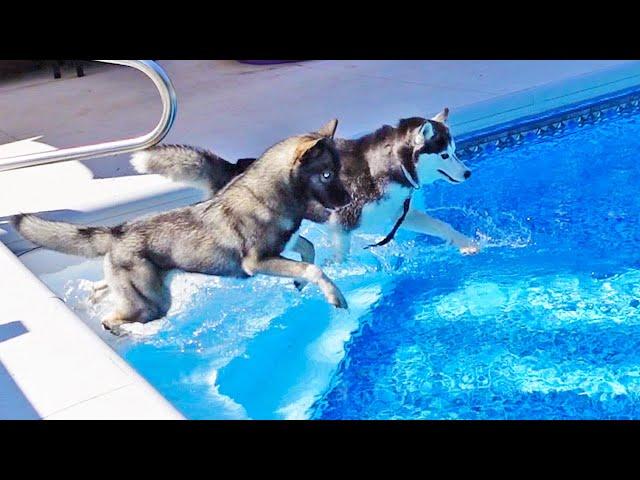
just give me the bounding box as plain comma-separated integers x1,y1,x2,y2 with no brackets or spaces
358,183,413,235
283,183,413,257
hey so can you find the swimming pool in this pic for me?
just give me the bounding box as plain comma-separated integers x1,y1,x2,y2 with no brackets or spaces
32,91,640,419
314,96,640,420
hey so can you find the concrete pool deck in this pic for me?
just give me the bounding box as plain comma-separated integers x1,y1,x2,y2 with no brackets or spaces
1,60,640,419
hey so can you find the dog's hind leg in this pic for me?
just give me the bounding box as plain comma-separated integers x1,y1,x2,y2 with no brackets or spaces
128,257,170,317
291,235,315,291
242,254,348,309
102,255,168,335
88,281,110,304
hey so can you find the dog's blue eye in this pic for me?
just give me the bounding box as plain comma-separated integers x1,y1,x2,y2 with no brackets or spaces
320,171,333,183
441,153,449,159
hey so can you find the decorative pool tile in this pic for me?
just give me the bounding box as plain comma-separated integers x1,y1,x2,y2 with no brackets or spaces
457,86,640,162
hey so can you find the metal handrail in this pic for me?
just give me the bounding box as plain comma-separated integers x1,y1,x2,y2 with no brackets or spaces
0,60,177,172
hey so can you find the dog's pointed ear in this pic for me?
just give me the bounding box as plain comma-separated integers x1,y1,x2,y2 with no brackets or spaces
416,121,434,144
317,118,339,139
295,138,324,164
431,107,449,124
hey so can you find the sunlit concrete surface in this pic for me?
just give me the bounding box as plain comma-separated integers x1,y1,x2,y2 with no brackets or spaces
0,60,634,177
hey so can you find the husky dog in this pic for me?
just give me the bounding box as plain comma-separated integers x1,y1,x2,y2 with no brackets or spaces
132,108,477,262
12,120,351,334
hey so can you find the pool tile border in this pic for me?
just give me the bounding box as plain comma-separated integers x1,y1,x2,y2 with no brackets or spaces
456,85,640,161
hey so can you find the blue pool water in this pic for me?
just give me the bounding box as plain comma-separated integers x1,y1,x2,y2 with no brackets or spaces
313,107,640,419
56,103,640,419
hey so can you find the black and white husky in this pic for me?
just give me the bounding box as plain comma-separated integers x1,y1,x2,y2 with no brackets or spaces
132,108,479,262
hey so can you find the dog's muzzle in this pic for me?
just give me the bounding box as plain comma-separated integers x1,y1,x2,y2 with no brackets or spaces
438,153,471,183
324,188,351,210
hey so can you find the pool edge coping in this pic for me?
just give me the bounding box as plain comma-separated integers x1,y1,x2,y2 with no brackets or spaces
0,241,184,420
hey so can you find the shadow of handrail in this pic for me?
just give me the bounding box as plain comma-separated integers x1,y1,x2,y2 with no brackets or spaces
0,321,28,342
0,320,40,419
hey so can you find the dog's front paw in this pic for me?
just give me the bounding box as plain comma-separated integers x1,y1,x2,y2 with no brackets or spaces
452,236,481,256
327,286,349,310
459,243,480,256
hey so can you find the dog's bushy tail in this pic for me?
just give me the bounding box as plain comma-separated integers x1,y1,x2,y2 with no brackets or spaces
11,214,115,257
130,144,255,197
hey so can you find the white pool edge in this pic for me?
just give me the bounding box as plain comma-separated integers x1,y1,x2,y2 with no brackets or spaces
0,241,183,419
450,60,640,134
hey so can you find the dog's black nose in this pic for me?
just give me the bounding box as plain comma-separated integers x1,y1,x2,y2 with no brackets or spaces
464,170,472,179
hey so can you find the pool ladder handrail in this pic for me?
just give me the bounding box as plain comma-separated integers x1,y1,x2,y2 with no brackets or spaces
0,60,177,172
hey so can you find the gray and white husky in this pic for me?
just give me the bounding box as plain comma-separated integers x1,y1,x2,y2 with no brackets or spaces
12,120,351,333
132,108,478,262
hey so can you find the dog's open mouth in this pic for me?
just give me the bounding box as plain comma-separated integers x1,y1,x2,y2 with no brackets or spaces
437,169,461,183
